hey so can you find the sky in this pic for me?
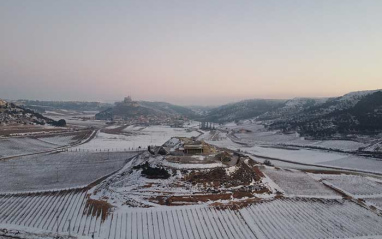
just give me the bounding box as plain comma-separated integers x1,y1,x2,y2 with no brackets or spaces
0,0,381,105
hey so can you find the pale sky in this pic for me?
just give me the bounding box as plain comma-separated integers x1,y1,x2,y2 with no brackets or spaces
0,1,381,105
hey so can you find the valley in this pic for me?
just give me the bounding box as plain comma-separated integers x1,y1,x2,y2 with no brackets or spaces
1,98,382,239
2,2,381,238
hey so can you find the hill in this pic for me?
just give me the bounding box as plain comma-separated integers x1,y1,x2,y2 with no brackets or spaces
266,90,382,137
0,100,66,126
95,97,196,122
201,99,285,123
139,101,197,118
16,100,112,113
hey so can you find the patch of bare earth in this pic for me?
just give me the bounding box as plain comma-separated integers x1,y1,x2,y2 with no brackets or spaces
0,125,68,136
184,159,260,188
85,198,113,221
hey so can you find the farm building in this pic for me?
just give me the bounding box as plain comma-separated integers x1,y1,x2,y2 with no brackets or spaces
184,144,204,154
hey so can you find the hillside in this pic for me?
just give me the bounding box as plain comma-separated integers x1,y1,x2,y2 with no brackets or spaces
16,100,112,113
257,98,328,121
0,100,66,126
139,101,197,118
266,90,382,137
95,97,195,122
201,99,285,123
192,89,382,138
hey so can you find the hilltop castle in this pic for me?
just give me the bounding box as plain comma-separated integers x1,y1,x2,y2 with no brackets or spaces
123,96,133,103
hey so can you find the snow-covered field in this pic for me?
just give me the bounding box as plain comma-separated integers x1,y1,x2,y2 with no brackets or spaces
0,151,138,193
3,121,382,239
207,135,335,164
234,130,311,146
250,147,382,174
223,122,369,152
310,140,367,151
314,174,382,198
0,137,59,158
2,195,382,239
74,125,200,151
318,156,382,174
251,147,382,174
365,142,382,152
0,190,89,237
263,167,339,198
240,198,382,239
0,134,84,159
206,132,382,174
365,197,382,210
253,157,337,171
35,135,77,146
247,146,345,164
44,111,105,128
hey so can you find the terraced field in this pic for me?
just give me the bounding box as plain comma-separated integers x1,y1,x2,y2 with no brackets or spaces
0,190,87,233
241,199,382,239
1,193,382,239
365,197,382,210
263,168,339,198
0,137,58,158
318,174,382,198
0,131,92,159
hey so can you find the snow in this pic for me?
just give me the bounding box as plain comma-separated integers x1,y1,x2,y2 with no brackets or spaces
364,197,382,210
3,120,382,238
364,142,382,152
44,110,105,128
163,137,180,147
219,121,370,152
235,131,367,152
36,135,77,146
285,97,327,107
0,137,59,158
310,140,367,151
250,155,337,171
317,156,382,174
235,130,310,146
2,151,382,239
104,124,123,129
241,198,382,239
206,131,382,174
250,147,382,174
315,174,382,198
247,146,345,164
0,151,138,193
185,120,200,128
340,89,379,101
223,121,238,127
100,199,382,239
74,125,200,151
225,166,238,176
44,110,65,116
263,167,340,198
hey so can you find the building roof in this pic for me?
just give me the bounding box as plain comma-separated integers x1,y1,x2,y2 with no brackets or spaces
184,145,203,149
